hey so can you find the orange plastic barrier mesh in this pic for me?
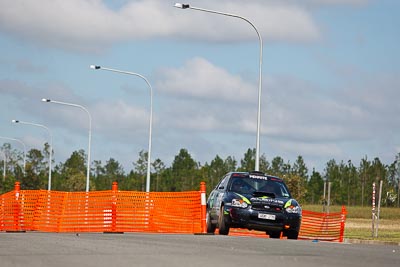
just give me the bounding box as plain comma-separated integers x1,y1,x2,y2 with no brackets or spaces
1,184,202,234
299,207,347,242
1,182,346,242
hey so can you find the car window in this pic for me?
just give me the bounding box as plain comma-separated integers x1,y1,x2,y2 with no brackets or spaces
216,174,230,190
258,181,291,198
229,177,254,194
229,176,291,198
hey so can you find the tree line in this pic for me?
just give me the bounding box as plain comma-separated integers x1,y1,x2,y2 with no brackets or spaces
1,142,399,207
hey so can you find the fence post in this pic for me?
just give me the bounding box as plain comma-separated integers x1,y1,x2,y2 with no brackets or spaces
200,182,207,234
339,205,347,242
12,182,23,232
111,182,118,232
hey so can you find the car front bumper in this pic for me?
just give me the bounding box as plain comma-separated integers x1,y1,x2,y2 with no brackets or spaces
227,206,301,232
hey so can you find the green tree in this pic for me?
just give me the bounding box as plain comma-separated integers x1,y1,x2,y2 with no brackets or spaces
63,150,86,175
238,148,255,172
133,150,148,191
224,156,237,172
359,157,371,207
292,156,308,178
259,154,270,174
1,143,25,180
104,158,124,182
209,155,226,188
285,174,307,202
270,156,285,177
22,148,48,189
56,150,94,191
152,158,165,191
94,158,125,190
63,173,87,191
27,149,45,174
306,169,324,204
171,148,198,191
324,159,340,205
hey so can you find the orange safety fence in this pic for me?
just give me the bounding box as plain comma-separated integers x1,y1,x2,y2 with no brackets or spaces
1,182,203,234
1,182,346,241
299,206,347,242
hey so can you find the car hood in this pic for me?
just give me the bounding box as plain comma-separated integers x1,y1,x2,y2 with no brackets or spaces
230,192,299,209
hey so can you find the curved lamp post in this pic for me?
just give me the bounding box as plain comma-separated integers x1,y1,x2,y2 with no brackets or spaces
42,98,92,192
174,3,263,171
90,65,153,192
0,136,26,175
12,119,53,190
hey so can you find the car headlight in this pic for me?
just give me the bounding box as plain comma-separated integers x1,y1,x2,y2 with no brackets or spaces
231,199,248,208
284,199,301,214
285,205,301,214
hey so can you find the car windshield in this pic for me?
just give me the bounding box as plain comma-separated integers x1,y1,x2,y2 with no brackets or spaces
229,176,291,198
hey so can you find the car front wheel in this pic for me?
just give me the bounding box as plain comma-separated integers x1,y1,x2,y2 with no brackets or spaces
268,231,281,238
286,230,299,240
218,205,230,235
206,211,216,233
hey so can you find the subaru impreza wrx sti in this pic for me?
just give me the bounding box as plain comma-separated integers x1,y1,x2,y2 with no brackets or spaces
206,171,302,239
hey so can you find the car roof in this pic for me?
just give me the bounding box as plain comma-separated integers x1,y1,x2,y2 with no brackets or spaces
229,171,284,182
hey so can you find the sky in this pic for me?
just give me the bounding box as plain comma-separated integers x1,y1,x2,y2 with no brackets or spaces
0,0,399,175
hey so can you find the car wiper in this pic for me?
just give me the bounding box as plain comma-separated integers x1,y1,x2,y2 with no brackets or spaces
253,191,276,198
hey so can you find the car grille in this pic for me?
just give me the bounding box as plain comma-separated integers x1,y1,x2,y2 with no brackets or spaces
252,203,283,212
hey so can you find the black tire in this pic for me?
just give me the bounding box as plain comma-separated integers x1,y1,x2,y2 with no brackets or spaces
218,206,230,235
206,211,216,233
268,231,281,238
286,230,299,240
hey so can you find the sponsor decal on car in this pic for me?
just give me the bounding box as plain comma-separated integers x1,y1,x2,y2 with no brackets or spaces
251,197,285,205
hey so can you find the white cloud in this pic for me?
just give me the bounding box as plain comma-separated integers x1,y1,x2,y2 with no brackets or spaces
156,57,256,102
92,99,149,138
299,0,369,6
172,0,320,43
0,0,321,51
152,56,400,155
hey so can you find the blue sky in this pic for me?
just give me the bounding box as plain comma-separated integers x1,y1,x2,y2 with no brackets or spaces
1,0,399,175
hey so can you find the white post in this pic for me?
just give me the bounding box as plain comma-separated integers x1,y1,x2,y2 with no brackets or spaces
375,180,383,238
372,182,376,237
327,182,331,214
323,181,327,212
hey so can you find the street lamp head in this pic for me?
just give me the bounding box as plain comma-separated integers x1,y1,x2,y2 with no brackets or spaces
11,119,19,123
90,65,101,70
41,98,51,102
174,3,190,9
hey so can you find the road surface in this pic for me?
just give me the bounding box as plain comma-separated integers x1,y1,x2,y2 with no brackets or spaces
0,232,398,267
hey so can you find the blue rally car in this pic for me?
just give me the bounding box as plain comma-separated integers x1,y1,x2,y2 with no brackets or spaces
206,171,302,239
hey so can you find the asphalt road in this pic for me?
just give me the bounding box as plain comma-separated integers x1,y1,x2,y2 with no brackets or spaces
0,232,398,267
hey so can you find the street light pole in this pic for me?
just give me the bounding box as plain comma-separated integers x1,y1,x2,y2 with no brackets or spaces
90,65,153,192
174,3,263,171
11,120,53,190
42,98,92,192
0,136,26,175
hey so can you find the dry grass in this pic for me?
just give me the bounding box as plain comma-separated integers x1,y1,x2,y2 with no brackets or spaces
345,218,400,242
